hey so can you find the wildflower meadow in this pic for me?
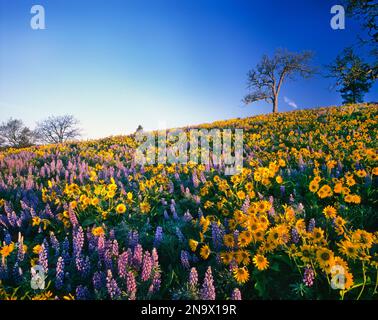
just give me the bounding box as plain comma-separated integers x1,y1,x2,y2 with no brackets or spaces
0,103,377,300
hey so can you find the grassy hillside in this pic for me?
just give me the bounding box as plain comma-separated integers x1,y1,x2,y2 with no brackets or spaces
0,103,377,300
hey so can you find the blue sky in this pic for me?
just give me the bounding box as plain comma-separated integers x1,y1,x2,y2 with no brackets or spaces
0,0,377,139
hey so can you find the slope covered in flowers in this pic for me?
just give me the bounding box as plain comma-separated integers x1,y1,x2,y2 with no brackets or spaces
0,103,377,300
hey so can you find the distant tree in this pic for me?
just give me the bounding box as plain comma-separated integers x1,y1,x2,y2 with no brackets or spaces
136,125,143,133
327,48,374,104
243,49,315,113
36,115,81,144
0,118,35,148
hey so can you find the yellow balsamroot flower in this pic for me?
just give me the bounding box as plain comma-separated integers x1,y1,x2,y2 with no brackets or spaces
238,230,252,248
199,244,210,260
352,194,361,204
310,227,325,244
338,240,359,259
239,250,251,265
220,251,233,265
317,185,333,199
223,234,234,248
70,200,78,209
253,254,269,271
309,180,319,193
91,198,100,206
372,167,378,176
298,244,314,263
323,205,337,219
140,201,151,214
0,243,15,258
334,216,347,235
355,169,367,178
252,228,265,243
189,239,199,252
127,192,133,201
245,182,254,192
351,230,374,249
33,244,42,255
316,248,335,271
107,190,116,199
275,175,283,184
92,226,105,237
236,190,246,200
32,216,41,226
233,267,250,284
334,182,343,194
116,203,126,214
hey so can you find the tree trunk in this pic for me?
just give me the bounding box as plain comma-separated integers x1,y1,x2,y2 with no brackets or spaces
272,96,278,113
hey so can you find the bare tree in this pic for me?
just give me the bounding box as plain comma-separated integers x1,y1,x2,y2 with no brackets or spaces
36,115,81,144
243,49,315,113
0,118,35,148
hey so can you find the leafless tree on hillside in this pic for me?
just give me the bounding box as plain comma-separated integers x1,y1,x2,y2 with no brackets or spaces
36,115,81,144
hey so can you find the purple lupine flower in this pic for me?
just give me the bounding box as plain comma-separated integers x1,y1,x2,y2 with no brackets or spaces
180,250,190,269
61,237,70,263
93,271,105,291
303,265,315,287
231,288,242,300
192,171,199,188
163,210,170,220
183,210,193,222
12,262,23,285
117,251,129,279
176,227,185,242
76,285,90,300
104,249,113,270
73,226,84,258
141,251,153,281
308,218,316,232
75,254,91,278
0,262,8,281
17,239,25,262
97,235,105,258
280,185,286,197
153,226,163,247
106,270,121,300
38,240,49,274
49,232,60,257
151,248,159,269
133,244,143,268
68,205,78,227
4,232,11,245
268,206,276,218
55,256,65,290
241,196,250,213
112,240,119,257
211,222,224,250
128,230,139,248
189,267,198,288
149,270,161,294
109,229,115,241
170,201,178,220
87,227,97,252
200,267,216,300
126,271,137,300
291,228,300,244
